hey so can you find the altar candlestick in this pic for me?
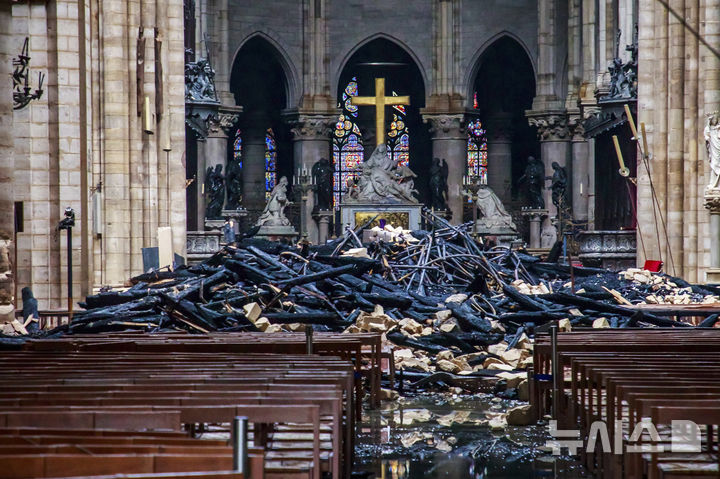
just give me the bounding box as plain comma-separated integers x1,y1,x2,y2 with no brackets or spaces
613,135,630,177
624,104,638,140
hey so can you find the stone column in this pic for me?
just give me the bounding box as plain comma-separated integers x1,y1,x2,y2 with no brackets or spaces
527,111,571,247
286,114,335,244
241,122,269,222
0,1,14,322
424,114,467,223
484,113,513,205
705,191,720,283
569,115,589,223
200,109,239,228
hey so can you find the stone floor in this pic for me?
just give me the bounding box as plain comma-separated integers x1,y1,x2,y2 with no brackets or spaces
353,393,589,479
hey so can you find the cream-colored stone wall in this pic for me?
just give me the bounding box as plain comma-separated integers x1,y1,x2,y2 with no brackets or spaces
0,2,14,322
637,0,720,282
9,0,187,310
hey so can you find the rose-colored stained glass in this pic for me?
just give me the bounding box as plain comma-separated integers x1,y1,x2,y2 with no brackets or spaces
467,119,488,184
387,114,409,167
333,78,364,208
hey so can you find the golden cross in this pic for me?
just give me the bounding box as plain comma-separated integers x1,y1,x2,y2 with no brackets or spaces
350,77,410,146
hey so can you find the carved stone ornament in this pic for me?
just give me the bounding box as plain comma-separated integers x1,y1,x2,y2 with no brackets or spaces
704,188,720,213
185,57,219,104
289,115,336,140
207,111,240,137
527,113,569,141
568,115,586,142
424,114,466,139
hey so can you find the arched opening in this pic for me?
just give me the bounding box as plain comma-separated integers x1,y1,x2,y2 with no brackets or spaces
334,38,430,230
230,36,293,221
468,36,538,221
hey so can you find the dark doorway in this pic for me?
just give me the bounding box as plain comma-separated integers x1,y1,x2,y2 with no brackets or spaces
230,36,292,222
594,126,637,230
335,38,430,232
470,36,538,216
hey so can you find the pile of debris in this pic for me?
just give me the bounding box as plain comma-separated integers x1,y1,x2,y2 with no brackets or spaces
4,211,720,394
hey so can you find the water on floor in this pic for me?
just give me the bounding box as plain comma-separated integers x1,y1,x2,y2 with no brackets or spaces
353,393,588,479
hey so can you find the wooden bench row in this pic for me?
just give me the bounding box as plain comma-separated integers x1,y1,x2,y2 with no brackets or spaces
22,331,383,411
0,339,364,479
533,329,720,479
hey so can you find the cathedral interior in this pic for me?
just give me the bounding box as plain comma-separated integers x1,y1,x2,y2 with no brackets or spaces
1,1,720,478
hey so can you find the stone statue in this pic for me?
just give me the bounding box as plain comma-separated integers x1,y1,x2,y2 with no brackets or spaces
225,158,242,210
475,185,517,231
705,112,720,189
429,157,449,211
185,57,218,103
312,157,334,211
547,161,568,209
222,218,236,244
205,164,225,219
347,144,418,203
257,176,291,226
605,28,638,100
518,156,545,209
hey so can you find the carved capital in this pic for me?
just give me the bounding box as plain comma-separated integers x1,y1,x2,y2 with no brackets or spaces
705,188,720,213
567,115,586,142
288,115,335,141
527,111,570,141
207,111,240,137
423,114,466,139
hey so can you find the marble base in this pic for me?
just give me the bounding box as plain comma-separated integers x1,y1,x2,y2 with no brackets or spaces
255,225,298,243
577,230,637,271
186,231,222,263
340,203,422,231
706,268,720,285
204,219,225,231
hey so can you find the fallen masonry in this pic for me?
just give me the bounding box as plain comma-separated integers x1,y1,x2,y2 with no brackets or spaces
4,213,720,387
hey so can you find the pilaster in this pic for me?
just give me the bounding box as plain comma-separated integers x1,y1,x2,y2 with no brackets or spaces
423,113,467,223
527,110,571,247
285,112,336,243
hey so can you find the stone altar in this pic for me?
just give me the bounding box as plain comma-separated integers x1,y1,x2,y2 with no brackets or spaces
340,144,422,231
577,230,637,271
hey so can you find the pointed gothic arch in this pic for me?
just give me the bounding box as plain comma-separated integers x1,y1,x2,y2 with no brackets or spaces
464,34,538,214
463,32,537,104
333,33,429,100
231,31,300,109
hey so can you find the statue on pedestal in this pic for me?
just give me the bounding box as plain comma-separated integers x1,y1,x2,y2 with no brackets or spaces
518,156,545,209
205,164,225,219
225,158,242,210
705,112,720,190
476,185,517,231
256,176,291,227
312,157,334,211
429,157,449,211
347,144,418,203
548,161,568,209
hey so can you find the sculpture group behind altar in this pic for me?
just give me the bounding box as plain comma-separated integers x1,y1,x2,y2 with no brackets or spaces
345,144,418,204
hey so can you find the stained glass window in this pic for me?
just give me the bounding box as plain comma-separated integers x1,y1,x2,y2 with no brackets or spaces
467,119,488,184
332,77,364,208
387,100,409,167
233,129,242,169
265,128,277,200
